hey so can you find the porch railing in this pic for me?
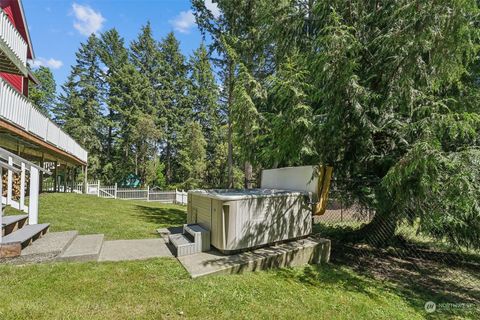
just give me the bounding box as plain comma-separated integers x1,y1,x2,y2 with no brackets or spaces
0,8,27,69
0,146,50,243
0,78,88,163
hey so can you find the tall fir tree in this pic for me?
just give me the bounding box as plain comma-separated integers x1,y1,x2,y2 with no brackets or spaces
108,62,161,185
98,29,130,182
188,43,224,187
55,34,104,177
158,32,189,184
177,121,207,189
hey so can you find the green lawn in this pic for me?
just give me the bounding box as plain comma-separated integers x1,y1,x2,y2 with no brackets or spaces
0,193,456,319
0,259,426,319
37,193,187,240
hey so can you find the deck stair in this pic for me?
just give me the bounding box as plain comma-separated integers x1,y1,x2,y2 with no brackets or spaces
168,224,210,257
1,223,50,247
2,214,28,236
1,147,52,258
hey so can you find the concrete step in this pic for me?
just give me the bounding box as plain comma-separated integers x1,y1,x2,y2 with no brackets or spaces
2,215,28,236
183,224,211,252
1,223,49,247
168,233,197,257
16,231,79,263
58,234,104,262
183,224,208,237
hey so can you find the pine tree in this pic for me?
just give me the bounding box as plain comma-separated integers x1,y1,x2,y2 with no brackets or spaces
129,22,164,118
98,29,130,182
29,66,56,116
55,34,104,177
108,62,161,185
189,43,224,187
158,32,189,185
178,121,207,189
193,0,272,188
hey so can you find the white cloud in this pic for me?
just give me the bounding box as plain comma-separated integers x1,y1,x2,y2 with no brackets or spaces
170,10,196,34
30,58,63,69
170,1,221,34
205,0,220,18
72,3,105,36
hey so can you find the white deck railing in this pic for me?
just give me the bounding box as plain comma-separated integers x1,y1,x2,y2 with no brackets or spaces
0,147,50,243
0,8,27,68
0,78,88,163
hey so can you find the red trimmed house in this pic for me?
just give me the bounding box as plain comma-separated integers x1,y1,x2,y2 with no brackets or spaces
0,0,88,184
0,0,87,254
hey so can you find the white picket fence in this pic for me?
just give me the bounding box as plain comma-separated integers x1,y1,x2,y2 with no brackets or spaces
42,180,188,205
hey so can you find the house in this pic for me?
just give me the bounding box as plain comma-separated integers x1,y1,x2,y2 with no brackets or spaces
0,0,88,256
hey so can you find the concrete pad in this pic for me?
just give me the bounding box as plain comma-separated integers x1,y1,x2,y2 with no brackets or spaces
98,238,174,262
177,236,331,278
58,234,104,262
2,231,78,264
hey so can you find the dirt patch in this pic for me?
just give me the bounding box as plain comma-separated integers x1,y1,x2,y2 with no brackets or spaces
330,240,480,305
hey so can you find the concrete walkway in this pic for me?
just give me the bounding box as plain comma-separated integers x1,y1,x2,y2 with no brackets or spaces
1,232,174,264
99,238,173,261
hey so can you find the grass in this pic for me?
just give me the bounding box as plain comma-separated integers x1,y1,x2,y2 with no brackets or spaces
0,259,426,319
36,193,186,240
0,193,474,319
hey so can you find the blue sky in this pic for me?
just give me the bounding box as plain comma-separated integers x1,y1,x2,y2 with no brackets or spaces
23,0,217,90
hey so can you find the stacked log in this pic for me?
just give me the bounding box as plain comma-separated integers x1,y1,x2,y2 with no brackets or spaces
1,172,28,200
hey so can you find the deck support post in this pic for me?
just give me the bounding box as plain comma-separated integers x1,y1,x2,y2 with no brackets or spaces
70,167,75,193
63,167,67,193
39,153,45,193
53,161,58,192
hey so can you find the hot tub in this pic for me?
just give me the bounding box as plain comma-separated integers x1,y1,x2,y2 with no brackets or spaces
187,166,318,253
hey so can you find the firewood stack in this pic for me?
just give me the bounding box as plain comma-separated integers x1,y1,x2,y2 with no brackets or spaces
1,172,28,200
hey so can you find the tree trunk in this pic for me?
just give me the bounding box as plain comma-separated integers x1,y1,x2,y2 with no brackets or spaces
244,161,253,189
166,142,172,185
348,211,397,247
226,59,234,189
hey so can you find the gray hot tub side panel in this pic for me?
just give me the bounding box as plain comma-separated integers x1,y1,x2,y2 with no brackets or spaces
187,192,312,253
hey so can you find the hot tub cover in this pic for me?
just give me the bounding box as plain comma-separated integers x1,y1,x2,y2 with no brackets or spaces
188,188,310,201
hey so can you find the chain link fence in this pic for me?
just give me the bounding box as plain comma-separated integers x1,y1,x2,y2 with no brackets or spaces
313,179,480,318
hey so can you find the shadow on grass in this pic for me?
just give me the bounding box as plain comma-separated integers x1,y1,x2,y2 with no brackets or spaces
134,205,187,227
313,223,480,318
274,264,381,300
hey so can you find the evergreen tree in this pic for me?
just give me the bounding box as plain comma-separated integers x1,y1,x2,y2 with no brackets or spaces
158,32,189,184
178,121,207,189
55,34,104,177
107,61,160,185
189,43,224,187
193,0,272,188
205,0,480,248
98,29,130,182
130,22,164,122
29,66,56,116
